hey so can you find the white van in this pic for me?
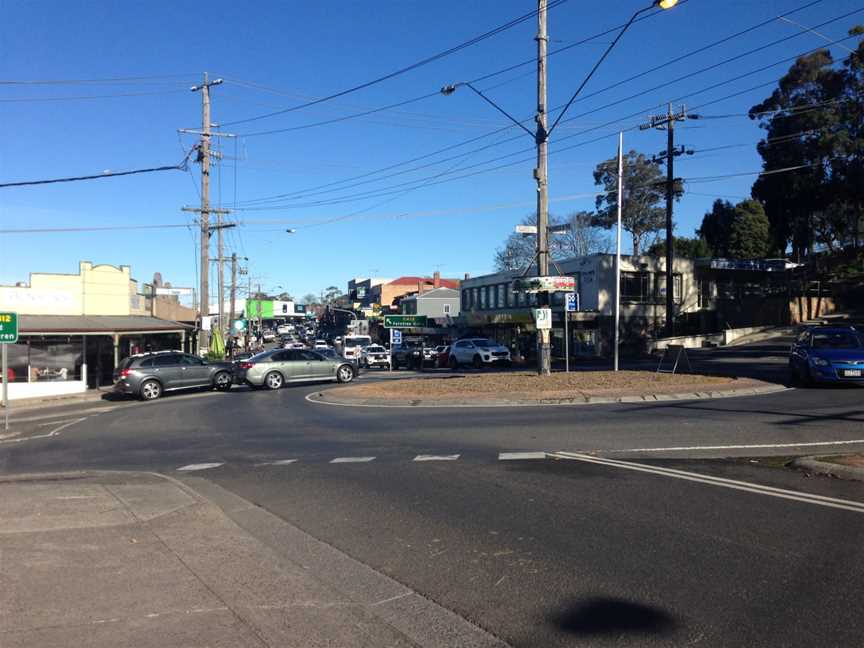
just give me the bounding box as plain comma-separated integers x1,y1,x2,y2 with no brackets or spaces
342,335,372,361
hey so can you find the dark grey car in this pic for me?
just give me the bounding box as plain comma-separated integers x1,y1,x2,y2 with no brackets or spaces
113,351,235,400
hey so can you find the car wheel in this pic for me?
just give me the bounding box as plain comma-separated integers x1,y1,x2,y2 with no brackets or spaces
472,355,483,370
449,356,459,370
337,365,355,383
264,371,284,390
140,379,162,401
213,371,232,391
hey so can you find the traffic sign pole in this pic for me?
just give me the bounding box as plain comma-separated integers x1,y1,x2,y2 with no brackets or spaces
564,305,569,374
2,344,8,432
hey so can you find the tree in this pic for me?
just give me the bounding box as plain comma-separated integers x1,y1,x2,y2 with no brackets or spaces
493,211,609,271
300,293,318,305
322,286,342,304
593,150,681,256
277,292,293,301
697,199,737,256
727,199,771,259
647,236,712,258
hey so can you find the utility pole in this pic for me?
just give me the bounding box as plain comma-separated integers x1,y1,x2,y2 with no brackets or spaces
188,73,223,352
640,102,694,336
229,253,238,333
535,0,551,376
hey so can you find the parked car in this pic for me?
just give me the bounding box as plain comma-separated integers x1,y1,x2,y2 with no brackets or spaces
449,338,511,369
362,344,391,369
276,324,294,335
113,351,234,401
261,329,276,343
234,348,356,389
789,326,864,385
313,339,329,349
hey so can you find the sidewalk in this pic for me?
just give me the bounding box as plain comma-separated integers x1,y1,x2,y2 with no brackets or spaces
0,471,505,648
0,388,112,412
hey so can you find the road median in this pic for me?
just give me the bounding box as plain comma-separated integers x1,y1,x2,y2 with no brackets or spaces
310,371,788,407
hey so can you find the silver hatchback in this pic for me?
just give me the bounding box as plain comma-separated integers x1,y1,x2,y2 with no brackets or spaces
235,348,356,389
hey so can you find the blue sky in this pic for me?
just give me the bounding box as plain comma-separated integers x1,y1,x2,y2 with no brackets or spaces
1,0,861,302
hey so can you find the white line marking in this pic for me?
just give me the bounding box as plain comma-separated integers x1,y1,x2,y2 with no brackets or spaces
176,462,225,472
413,454,460,462
616,439,864,453
499,452,547,461
0,417,89,444
550,452,864,514
11,407,114,423
330,456,376,463
255,459,298,466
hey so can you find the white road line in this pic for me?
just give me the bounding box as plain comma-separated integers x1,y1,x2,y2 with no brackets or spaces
614,439,864,453
176,462,225,472
499,452,547,461
330,456,376,463
413,454,460,462
255,459,298,466
550,451,864,514
10,406,114,423
0,416,89,444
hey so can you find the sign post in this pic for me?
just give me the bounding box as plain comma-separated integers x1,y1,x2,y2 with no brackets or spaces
564,293,578,373
0,311,19,432
389,329,402,371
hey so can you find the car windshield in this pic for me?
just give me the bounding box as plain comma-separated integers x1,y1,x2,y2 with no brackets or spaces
345,337,371,347
812,332,863,349
472,339,496,348
367,346,385,353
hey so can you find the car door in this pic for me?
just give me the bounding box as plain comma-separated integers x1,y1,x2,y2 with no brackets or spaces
179,354,212,387
302,350,334,379
454,340,474,363
150,353,184,389
269,350,298,381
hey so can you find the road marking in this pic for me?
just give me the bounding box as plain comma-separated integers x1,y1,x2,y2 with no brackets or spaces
499,452,547,461
413,454,460,462
330,456,376,463
0,417,89,444
10,406,114,423
550,452,864,514
255,459,298,466
176,462,225,472
614,439,864,453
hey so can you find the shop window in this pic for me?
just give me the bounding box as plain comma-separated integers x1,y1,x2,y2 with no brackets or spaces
654,273,683,304
480,286,487,310
29,337,83,382
5,343,29,382
443,303,451,315
620,272,651,303
472,288,479,309
497,284,505,310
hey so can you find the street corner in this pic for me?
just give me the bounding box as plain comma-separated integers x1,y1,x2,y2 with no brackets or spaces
791,454,864,482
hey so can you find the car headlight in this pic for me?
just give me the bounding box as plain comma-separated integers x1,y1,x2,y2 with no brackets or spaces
810,357,830,366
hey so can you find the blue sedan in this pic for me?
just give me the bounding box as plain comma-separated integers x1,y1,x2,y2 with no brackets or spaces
789,326,864,385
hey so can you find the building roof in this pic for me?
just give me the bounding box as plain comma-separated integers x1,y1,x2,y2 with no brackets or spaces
388,276,460,288
402,287,460,301
19,315,192,334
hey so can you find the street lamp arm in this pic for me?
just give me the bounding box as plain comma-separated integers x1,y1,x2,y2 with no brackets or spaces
330,307,358,321
547,2,665,137
441,82,535,138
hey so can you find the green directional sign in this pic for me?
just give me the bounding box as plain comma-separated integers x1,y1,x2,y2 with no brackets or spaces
0,312,18,343
383,314,428,328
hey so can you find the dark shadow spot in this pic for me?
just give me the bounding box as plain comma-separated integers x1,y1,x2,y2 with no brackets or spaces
549,596,676,636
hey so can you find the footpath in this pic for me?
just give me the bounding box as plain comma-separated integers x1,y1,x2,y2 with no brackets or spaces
0,471,506,648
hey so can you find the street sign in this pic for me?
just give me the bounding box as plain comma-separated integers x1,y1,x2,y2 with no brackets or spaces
155,287,193,296
533,308,552,330
0,312,18,343
383,315,427,328
565,292,579,312
390,329,402,345
515,225,538,235
512,276,576,293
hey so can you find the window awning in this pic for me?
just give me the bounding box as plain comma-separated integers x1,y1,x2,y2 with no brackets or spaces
19,315,193,336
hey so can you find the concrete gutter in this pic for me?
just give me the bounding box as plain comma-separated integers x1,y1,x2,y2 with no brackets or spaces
790,456,864,482
307,382,791,409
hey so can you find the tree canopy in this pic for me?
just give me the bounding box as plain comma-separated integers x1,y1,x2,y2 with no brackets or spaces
647,236,712,259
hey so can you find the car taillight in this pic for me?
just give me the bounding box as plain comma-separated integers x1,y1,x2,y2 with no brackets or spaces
119,368,132,378
238,361,254,369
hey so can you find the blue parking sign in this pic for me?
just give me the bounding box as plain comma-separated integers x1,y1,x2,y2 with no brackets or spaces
565,292,579,312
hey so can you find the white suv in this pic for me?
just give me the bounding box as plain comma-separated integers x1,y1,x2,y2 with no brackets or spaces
449,338,511,370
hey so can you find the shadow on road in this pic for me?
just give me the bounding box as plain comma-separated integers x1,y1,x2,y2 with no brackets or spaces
547,596,677,637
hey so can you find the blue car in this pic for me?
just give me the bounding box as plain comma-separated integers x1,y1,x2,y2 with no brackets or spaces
789,326,864,385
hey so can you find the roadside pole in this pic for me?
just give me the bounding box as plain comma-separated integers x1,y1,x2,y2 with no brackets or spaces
614,131,623,372
564,305,569,373
2,344,8,432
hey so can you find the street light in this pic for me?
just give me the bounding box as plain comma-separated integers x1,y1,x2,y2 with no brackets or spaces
442,0,680,375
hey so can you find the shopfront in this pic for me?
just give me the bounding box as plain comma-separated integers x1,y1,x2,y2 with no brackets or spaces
7,315,191,400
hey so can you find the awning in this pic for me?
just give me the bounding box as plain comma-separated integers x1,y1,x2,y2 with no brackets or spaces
19,315,193,336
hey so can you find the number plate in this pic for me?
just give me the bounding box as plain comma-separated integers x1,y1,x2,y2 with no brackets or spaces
842,369,862,377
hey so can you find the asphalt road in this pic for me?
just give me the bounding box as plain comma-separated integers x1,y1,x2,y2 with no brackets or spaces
2,340,864,646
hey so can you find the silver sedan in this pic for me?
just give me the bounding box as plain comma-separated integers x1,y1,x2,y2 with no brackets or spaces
234,348,356,389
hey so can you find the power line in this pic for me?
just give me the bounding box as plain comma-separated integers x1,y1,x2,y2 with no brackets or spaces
0,74,196,85
237,3,855,205
0,89,188,103
0,153,192,188
220,0,569,127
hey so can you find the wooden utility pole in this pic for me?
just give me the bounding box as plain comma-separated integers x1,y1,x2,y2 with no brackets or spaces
190,72,223,351
229,253,238,333
534,0,551,375
641,103,691,336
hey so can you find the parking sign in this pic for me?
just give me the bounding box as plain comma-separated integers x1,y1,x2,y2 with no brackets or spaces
390,329,402,345
565,292,579,313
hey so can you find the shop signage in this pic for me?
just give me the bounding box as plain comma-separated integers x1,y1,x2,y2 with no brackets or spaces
512,276,576,293
0,312,18,343
533,308,552,330
155,287,193,296
383,315,427,328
